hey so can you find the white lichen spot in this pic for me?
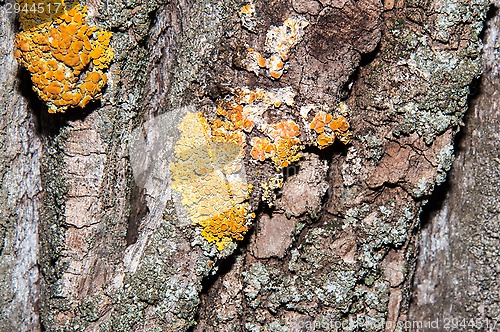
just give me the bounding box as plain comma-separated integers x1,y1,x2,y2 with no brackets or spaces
239,16,309,79
299,104,317,119
240,47,267,75
265,16,309,61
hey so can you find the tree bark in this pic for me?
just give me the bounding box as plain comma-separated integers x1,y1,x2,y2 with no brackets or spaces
0,6,42,332
409,2,500,330
0,0,491,331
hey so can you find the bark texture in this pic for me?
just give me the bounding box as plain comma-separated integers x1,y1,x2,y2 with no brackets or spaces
194,0,488,330
0,0,491,331
0,6,42,332
409,2,500,330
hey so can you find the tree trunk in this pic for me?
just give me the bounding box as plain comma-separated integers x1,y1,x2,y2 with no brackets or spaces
0,0,491,331
409,2,500,330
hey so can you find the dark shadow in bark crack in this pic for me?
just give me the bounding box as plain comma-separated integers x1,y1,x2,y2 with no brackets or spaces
126,184,149,245
17,67,44,136
340,44,381,100
189,226,255,332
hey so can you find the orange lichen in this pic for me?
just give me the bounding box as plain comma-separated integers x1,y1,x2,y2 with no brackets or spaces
239,16,309,79
14,0,113,113
264,16,309,79
240,47,267,75
216,100,255,132
240,4,255,15
269,120,300,139
170,112,254,251
250,120,303,170
250,137,275,162
216,86,303,170
267,54,285,79
310,111,352,148
309,112,332,133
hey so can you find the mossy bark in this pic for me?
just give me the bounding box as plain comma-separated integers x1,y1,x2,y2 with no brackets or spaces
0,0,493,331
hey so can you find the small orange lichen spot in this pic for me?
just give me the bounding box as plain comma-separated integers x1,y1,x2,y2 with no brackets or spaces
240,4,254,15
240,2,257,31
14,0,114,113
241,47,267,76
261,16,309,78
267,54,284,79
310,111,352,148
250,137,275,162
269,120,300,139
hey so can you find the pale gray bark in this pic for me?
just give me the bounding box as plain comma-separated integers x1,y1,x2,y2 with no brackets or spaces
0,6,42,332
409,3,500,330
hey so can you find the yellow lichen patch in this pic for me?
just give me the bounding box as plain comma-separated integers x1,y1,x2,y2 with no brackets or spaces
170,112,254,251
271,136,303,169
310,111,352,148
261,175,283,207
14,0,114,113
199,205,253,251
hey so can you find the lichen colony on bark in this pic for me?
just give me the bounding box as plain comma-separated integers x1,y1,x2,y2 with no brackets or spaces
0,0,490,331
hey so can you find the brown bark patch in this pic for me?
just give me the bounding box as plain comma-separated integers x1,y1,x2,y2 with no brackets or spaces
252,213,296,258
308,0,383,61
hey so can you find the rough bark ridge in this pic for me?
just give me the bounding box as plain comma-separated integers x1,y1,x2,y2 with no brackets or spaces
37,0,244,330
409,2,500,329
0,6,42,332
0,0,490,331
195,0,489,330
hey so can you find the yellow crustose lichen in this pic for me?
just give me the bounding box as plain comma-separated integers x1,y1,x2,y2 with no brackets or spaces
170,11,352,250
14,0,113,113
170,112,254,251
